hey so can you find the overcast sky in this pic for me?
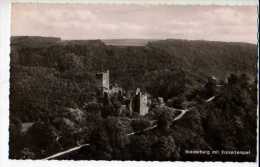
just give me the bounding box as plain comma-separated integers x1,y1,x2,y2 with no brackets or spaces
11,3,257,43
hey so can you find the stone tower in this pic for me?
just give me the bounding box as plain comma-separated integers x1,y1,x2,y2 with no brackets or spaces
140,93,149,116
130,88,149,116
96,70,110,95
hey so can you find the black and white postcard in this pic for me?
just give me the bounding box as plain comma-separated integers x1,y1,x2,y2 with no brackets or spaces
0,0,258,167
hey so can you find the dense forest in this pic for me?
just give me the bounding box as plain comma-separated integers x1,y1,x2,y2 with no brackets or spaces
9,36,257,161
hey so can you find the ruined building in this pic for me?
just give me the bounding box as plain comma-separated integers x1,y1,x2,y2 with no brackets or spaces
96,70,110,95
130,88,149,116
110,83,123,95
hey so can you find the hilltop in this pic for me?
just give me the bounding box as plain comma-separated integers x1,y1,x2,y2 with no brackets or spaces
10,36,256,82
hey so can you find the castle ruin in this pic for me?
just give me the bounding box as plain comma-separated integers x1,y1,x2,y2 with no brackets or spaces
95,71,149,116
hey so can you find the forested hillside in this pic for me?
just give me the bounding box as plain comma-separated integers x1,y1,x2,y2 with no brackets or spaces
9,36,257,161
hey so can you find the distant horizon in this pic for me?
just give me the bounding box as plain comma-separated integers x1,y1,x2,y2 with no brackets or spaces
11,35,257,45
